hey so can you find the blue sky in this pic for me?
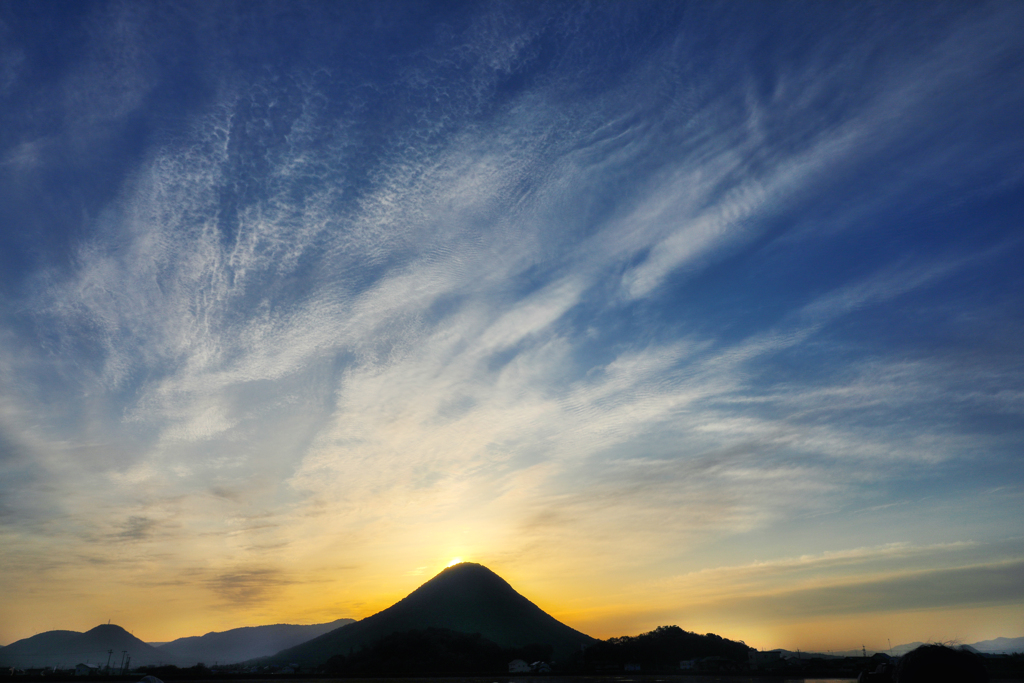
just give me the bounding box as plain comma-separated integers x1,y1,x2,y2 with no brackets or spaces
1,1,1022,650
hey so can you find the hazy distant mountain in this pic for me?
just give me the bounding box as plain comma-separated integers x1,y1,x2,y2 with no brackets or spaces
791,637,1024,659
969,636,1024,654
271,562,595,665
155,618,354,665
887,639,1024,656
0,624,182,669
782,647,901,658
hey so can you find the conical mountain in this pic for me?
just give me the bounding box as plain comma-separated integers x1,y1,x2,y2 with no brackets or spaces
0,624,182,669
272,563,594,665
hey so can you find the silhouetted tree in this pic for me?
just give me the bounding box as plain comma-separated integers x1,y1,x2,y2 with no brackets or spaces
572,625,751,673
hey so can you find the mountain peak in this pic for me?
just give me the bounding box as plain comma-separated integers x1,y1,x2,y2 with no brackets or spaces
440,561,486,571
425,562,506,586
85,624,130,635
432,562,499,580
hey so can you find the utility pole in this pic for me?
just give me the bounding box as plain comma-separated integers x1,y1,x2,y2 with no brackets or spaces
105,649,114,672
120,651,127,674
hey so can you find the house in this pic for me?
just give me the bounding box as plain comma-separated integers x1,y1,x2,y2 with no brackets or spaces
75,664,98,676
531,661,552,673
509,659,531,673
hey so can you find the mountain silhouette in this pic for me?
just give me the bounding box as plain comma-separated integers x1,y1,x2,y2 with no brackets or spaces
0,624,182,669
155,618,354,665
271,562,594,665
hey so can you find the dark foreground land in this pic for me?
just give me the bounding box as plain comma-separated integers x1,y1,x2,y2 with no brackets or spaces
6,655,1024,681
0,676,861,683
6,675,1024,683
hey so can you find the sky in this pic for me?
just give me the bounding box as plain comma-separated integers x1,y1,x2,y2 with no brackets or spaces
1,0,1023,653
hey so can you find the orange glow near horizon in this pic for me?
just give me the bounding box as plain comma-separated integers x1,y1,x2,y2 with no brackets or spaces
2,554,1022,651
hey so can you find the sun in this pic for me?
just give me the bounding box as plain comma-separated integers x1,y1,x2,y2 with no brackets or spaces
447,556,463,567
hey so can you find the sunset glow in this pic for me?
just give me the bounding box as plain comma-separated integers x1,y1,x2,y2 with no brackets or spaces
0,1,1022,653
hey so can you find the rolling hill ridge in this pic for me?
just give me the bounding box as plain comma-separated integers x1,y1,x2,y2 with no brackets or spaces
155,618,355,666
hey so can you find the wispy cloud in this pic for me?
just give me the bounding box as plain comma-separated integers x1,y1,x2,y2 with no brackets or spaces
711,559,1024,619
206,567,294,607
113,516,158,542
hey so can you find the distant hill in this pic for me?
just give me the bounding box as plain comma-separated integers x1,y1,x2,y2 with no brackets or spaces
270,562,595,665
155,618,354,665
0,624,182,669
